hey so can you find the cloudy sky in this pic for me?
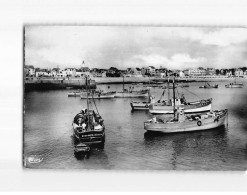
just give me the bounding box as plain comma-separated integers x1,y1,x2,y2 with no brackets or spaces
25,26,247,70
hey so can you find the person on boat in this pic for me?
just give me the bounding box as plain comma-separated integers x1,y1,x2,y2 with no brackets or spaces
80,110,85,115
77,117,85,127
89,112,96,129
174,108,179,121
94,122,102,130
178,108,186,122
180,94,187,105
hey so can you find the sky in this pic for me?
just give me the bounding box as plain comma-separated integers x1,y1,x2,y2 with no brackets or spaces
25,26,247,70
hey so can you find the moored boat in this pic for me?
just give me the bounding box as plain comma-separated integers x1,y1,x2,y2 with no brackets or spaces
149,78,212,114
149,98,212,114
68,91,82,97
144,108,228,133
199,82,218,88
130,94,155,110
225,83,243,88
115,76,149,98
80,90,116,99
72,76,105,147
225,77,244,88
114,89,149,98
144,75,228,133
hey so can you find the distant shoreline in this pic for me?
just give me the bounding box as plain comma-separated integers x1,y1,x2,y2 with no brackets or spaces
24,76,245,90
94,76,245,84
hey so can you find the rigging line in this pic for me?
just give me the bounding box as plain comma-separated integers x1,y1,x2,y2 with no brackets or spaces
91,92,100,115
182,87,203,99
176,87,180,99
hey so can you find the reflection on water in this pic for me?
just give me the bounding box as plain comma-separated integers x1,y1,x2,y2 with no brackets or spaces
144,126,228,170
24,81,247,170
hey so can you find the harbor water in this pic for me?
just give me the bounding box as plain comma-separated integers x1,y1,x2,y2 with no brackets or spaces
24,80,247,170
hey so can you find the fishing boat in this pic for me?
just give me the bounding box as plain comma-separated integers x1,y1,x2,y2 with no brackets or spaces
149,78,212,114
225,77,244,88
72,76,105,146
199,82,218,88
225,83,243,88
115,76,149,98
130,93,155,110
80,90,116,99
144,76,228,133
68,90,83,97
74,143,90,157
144,108,228,133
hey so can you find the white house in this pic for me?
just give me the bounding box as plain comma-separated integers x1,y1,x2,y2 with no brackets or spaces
188,68,206,76
235,69,244,77
36,71,49,77
226,70,232,77
25,65,35,76
132,68,142,77
65,68,76,77
148,66,156,75
179,71,185,77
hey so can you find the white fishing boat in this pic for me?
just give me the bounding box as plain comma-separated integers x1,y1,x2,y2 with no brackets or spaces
199,82,218,88
80,90,116,99
130,94,155,110
225,82,243,88
68,90,82,97
115,89,149,98
144,76,228,133
72,76,105,146
115,76,149,98
225,77,244,88
149,78,212,114
144,108,228,133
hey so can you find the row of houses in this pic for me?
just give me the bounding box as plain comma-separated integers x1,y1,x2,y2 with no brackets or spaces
24,66,91,78
25,65,247,78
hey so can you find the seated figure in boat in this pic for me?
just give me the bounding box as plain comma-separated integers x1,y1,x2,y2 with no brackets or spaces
177,107,186,122
77,117,86,129
180,94,187,105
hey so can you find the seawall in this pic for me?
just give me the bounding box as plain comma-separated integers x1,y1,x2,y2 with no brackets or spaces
24,76,244,91
24,78,96,91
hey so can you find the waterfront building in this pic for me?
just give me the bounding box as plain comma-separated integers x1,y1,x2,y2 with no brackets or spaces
133,68,142,77
36,69,49,77
65,68,77,77
235,68,244,77
179,71,185,77
226,70,232,77
51,68,60,77
75,69,84,77
205,68,216,76
25,65,35,76
148,66,156,76
141,67,149,76
188,68,206,76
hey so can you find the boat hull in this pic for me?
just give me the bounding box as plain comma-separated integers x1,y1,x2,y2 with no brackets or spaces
144,110,228,133
149,99,212,114
225,84,243,88
114,92,148,98
130,102,150,110
68,92,81,97
199,86,218,88
73,123,105,145
80,94,115,99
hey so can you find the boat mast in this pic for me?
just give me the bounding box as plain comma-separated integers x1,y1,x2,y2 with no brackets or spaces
86,75,90,129
172,75,176,118
167,77,170,101
123,75,125,92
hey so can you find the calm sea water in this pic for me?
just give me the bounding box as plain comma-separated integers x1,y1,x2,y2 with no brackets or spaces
24,79,247,170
